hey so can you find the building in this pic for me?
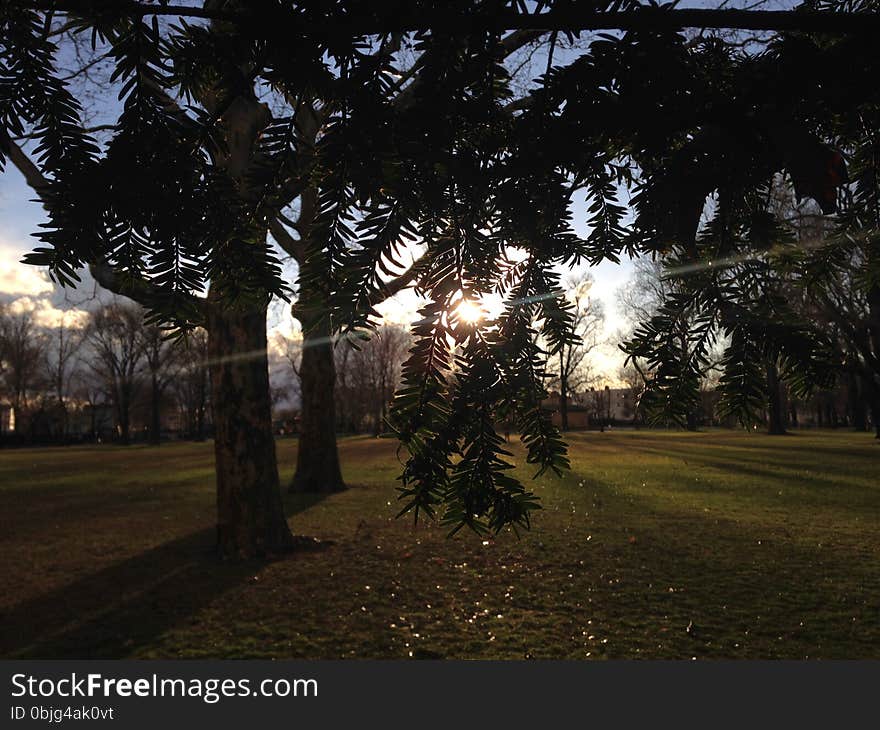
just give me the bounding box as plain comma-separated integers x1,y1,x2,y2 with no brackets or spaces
542,387,639,429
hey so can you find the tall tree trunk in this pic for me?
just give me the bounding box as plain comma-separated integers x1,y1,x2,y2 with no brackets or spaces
868,283,880,437
848,369,867,431
149,372,161,445
379,387,388,437
290,319,346,493
767,361,787,435
196,392,206,441
118,396,131,445
373,396,382,438
207,303,295,559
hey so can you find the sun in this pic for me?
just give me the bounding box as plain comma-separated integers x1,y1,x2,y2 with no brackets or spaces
454,298,484,324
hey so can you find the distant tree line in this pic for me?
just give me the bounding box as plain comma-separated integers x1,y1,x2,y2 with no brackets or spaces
0,300,209,446
0,298,413,447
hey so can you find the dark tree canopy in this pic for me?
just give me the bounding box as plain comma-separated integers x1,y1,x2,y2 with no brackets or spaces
2,0,878,537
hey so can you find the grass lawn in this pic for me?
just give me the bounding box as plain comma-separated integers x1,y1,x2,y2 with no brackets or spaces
0,429,877,659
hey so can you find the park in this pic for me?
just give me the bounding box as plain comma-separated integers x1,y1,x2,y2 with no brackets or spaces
2,0,880,677
2,429,877,659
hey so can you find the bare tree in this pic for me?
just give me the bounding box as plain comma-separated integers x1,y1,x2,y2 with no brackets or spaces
546,273,604,431
171,328,211,441
69,367,111,442
618,363,646,426
333,342,358,433
85,302,146,445
359,325,412,436
617,257,669,324
0,305,46,437
41,315,84,439
139,324,181,445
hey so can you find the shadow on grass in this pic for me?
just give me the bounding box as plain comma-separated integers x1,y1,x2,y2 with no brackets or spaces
616,430,876,462
0,492,329,659
619,441,878,505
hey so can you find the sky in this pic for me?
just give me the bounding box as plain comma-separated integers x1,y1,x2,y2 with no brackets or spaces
4,5,732,386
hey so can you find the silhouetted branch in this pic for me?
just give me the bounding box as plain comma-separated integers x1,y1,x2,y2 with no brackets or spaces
26,3,880,35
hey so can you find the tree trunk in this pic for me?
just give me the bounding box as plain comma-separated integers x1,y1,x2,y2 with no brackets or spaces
12,404,24,441
290,320,346,493
196,393,206,441
766,361,787,435
559,351,569,432
149,372,161,446
848,369,867,431
118,396,131,445
373,397,383,438
207,303,295,559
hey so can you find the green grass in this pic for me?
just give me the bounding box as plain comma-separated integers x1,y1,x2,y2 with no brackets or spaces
1,429,878,659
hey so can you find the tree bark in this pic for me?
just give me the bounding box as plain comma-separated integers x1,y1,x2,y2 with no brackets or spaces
207,303,296,558
767,361,787,435
290,319,346,493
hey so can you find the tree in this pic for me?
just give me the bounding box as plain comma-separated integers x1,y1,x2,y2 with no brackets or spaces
617,15,876,430
139,322,180,445
357,324,412,436
0,304,46,438
618,258,721,429
792,102,880,436
4,1,876,542
84,302,146,445
618,363,645,425
69,364,110,442
278,322,411,436
170,327,210,441
278,28,548,495
41,312,84,439
545,273,604,430
2,5,299,556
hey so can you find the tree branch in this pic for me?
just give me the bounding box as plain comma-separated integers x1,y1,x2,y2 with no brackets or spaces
7,139,207,317
6,138,50,193
268,217,305,263
367,262,420,307
28,3,880,35
86,263,208,322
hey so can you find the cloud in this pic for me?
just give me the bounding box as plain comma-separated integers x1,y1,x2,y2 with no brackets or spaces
8,296,89,329
0,241,53,296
